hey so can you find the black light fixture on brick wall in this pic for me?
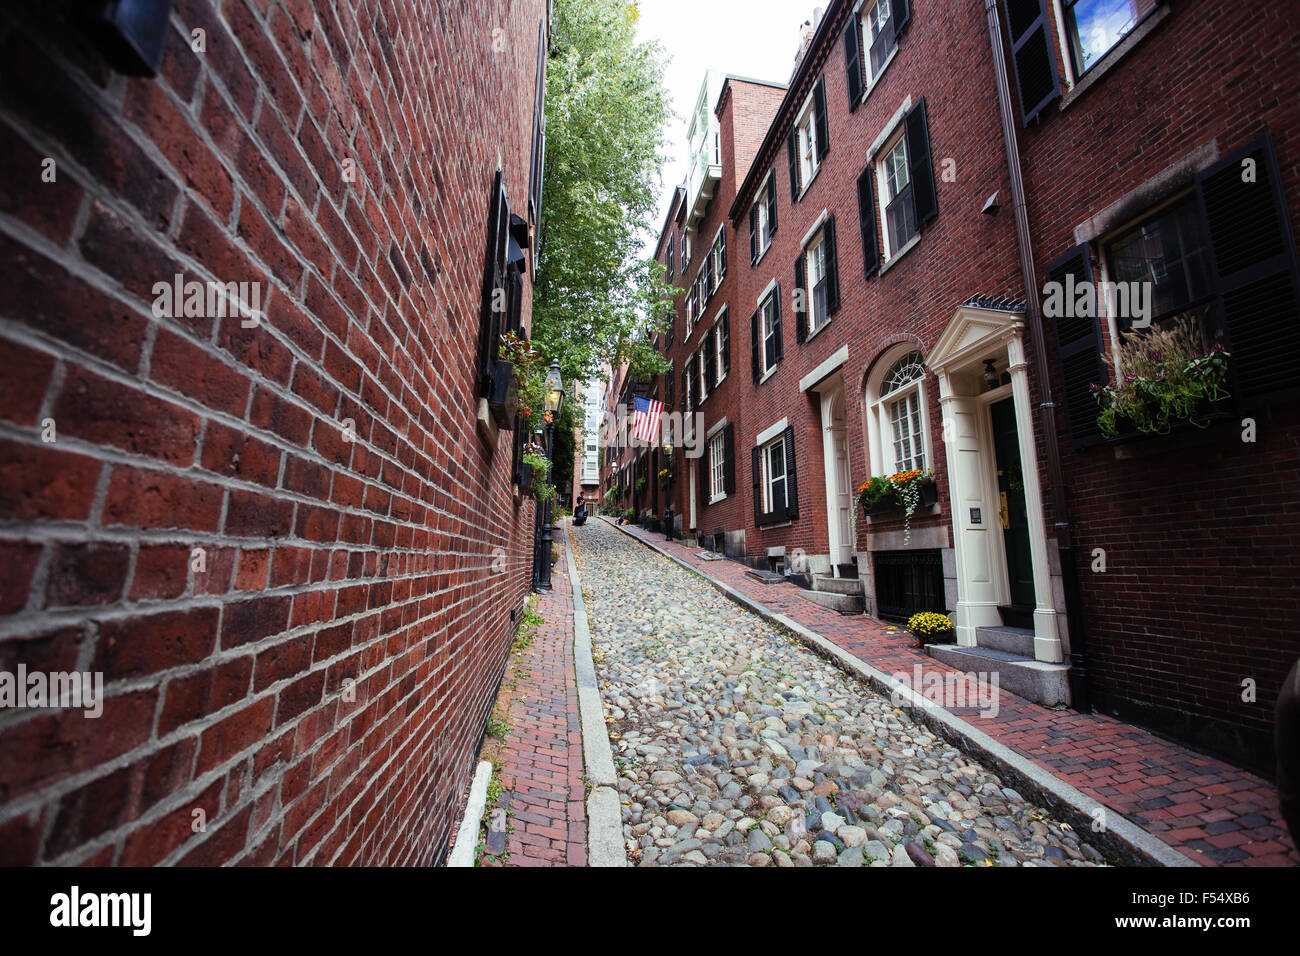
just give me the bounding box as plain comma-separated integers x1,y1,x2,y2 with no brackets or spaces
86,0,174,77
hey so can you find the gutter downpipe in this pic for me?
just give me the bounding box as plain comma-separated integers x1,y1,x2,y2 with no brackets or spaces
984,0,1091,711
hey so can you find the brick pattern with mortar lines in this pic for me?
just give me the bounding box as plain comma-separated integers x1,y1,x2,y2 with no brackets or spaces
0,0,548,865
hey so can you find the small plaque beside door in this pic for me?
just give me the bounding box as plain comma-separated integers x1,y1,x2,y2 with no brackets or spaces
970,508,982,525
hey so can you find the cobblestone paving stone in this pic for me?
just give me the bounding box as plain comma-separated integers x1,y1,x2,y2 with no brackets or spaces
572,519,1107,867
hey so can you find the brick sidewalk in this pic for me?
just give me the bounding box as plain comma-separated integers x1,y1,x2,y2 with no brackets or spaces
482,533,587,867
613,519,1296,867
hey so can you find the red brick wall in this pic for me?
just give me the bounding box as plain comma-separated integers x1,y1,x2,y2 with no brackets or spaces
0,0,547,864
1014,0,1300,766
653,1,1027,568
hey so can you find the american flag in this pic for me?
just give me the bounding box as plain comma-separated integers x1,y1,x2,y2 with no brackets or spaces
631,395,663,443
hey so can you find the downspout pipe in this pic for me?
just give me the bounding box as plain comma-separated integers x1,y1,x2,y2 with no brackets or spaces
984,0,1092,711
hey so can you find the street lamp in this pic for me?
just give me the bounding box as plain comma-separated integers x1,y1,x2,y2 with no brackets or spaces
533,360,564,592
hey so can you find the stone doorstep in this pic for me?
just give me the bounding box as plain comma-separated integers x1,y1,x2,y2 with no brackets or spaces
975,624,1036,657
926,644,1070,709
798,588,864,615
812,573,864,596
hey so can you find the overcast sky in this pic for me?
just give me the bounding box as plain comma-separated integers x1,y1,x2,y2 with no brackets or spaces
635,0,821,243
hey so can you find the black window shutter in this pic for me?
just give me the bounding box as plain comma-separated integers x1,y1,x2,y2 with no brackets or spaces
749,204,759,263
724,424,736,495
857,165,880,278
794,254,808,343
750,308,762,381
773,282,784,362
1003,0,1061,126
1195,134,1300,410
766,171,778,236
719,227,727,278
891,0,911,42
787,129,799,200
813,76,829,162
825,215,840,314
686,353,697,410
477,171,507,400
680,367,689,411
783,425,799,520
844,19,863,110
721,307,731,377
1045,244,1108,448
705,333,717,392
905,98,938,227
752,446,763,524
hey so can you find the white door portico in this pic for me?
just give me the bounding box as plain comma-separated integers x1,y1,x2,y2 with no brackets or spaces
925,304,1064,664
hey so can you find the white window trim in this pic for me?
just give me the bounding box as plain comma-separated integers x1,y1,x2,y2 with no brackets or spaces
712,306,728,386
708,431,727,503
875,124,911,262
756,416,788,447
756,277,778,306
867,95,912,162
804,229,831,337
758,289,780,377
794,91,821,199
865,346,931,477
760,434,789,516
800,209,829,250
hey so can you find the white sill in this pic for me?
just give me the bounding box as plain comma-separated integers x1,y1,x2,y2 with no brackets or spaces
878,232,921,276
752,242,773,268
1059,5,1170,113
861,45,899,104
758,364,778,385
804,315,833,343
708,493,726,505
760,520,793,530
796,163,823,202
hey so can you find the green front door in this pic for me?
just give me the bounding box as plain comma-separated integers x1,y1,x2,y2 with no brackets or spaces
989,398,1035,608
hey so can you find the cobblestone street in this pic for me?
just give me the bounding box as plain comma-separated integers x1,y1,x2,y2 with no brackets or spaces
571,518,1106,866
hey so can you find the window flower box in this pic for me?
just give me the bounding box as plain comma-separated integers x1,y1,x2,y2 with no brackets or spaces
862,478,938,517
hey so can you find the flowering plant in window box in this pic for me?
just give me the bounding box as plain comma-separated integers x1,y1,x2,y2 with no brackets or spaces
857,469,936,544
907,611,955,646
1093,317,1232,439
519,444,551,500
499,331,550,431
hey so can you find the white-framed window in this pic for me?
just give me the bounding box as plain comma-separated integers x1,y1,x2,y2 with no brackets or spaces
876,128,916,258
807,231,830,334
866,348,930,475
1058,0,1159,81
756,187,772,255
709,227,727,292
666,235,675,281
696,344,708,402
713,313,728,386
797,103,820,189
709,431,726,501
863,0,895,84
760,436,788,514
760,290,780,374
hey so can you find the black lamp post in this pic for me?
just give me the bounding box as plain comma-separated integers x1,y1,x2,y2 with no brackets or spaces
532,360,564,592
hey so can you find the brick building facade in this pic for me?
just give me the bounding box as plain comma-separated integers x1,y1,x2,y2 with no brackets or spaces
0,0,549,864
627,0,1300,772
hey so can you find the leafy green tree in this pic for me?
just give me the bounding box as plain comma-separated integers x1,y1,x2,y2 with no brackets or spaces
532,0,675,386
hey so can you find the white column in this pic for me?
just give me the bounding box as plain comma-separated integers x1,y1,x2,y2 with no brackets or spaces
1007,334,1063,663
937,371,1001,646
